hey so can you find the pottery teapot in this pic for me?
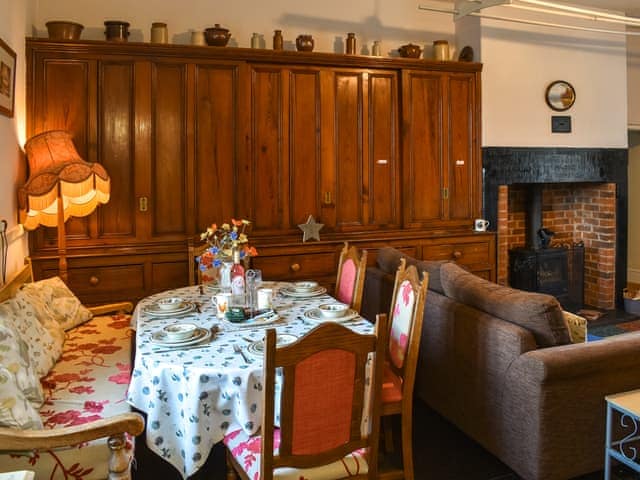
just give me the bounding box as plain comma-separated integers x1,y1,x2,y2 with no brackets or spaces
398,43,422,58
205,24,231,46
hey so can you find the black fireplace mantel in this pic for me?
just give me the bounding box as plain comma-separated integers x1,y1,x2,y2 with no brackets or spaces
483,146,628,307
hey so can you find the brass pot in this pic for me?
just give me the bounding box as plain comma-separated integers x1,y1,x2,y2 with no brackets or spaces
45,21,84,40
104,21,130,42
398,43,422,59
205,24,231,47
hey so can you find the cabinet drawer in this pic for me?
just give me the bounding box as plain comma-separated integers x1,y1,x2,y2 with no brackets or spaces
66,264,146,295
252,252,337,280
422,241,491,265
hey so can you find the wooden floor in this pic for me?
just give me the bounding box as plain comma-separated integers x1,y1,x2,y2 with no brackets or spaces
132,397,639,480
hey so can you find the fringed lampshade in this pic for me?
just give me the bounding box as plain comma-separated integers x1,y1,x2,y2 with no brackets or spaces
18,130,110,282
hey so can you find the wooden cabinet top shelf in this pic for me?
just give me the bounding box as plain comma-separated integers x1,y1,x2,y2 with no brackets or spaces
26,37,482,72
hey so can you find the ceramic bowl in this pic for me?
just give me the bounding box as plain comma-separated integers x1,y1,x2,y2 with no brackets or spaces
157,297,185,311
292,281,319,292
46,21,84,40
318,303,349,318
163,323,197,341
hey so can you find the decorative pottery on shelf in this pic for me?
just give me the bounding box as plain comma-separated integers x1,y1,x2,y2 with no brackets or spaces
296,34,314,52
104,21,130,42
205,24,231,46
45,21,84,40
398,43,422,58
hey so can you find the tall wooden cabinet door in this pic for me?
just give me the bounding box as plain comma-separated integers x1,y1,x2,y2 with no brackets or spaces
144,61,189,241
326,69,399,232
191,62,245,232
246,65,322,235
446,72,480,224
401,70,445,228
29,57,95,250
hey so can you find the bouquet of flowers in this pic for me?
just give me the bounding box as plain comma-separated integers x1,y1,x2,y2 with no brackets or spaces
198,219,257,273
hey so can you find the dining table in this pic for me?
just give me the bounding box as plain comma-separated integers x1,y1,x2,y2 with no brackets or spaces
126,282,374,478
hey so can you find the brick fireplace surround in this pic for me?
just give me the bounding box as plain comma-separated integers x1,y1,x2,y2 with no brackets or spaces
483,147,628,309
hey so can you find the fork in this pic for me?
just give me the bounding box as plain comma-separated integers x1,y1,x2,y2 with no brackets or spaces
233,343,252,364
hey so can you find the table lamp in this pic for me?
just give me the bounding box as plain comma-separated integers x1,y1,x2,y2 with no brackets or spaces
18,130,110,283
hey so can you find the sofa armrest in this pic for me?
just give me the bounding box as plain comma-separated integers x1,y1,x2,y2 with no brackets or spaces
88,302,134,316
513,331,640,382
0,413,144,480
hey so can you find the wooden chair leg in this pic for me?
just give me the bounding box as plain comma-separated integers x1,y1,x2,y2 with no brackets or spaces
382,415,395,453
226,450,238,480
401,410,414,480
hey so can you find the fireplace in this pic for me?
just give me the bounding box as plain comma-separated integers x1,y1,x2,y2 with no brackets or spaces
483,147,628,309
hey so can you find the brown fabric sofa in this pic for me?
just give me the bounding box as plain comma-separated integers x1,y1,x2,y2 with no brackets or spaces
361,247,640,480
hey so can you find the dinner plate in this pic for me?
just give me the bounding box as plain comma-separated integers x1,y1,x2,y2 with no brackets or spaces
246,333,298,356
279,286,327,298
144,301,196,317
303,307,359,324
221,312,281,329
150,327,212,346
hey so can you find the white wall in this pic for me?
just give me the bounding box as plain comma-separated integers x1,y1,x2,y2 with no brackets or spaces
0,0,33,284
34,0,456,57
477,7,628,148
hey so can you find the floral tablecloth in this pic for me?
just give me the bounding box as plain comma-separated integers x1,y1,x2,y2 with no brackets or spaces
127,283,373,478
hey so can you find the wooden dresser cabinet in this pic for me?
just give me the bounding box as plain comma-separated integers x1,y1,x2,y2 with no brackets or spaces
26,39,493,304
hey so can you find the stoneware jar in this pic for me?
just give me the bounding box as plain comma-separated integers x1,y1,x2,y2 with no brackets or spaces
150,22,168,44
104,20,130,42
273,29,283,50
433,40,450,61
296,34,314,52
346,32,356,54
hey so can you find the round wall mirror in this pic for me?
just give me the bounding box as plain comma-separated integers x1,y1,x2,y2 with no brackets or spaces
545,80,576,111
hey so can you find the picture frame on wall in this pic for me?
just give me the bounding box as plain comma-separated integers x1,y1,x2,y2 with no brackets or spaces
0,37,16,118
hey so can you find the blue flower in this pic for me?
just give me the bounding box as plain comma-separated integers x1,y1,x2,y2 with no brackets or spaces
210,246,219,255
213,258,222,268
230,231,238,240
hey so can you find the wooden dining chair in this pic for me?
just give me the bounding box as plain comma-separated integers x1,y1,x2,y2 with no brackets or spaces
188,241,216,286
334,242,368,312
380,258,428,480
224,315,389,480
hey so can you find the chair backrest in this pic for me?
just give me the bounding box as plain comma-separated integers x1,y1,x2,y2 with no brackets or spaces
335,242,368,312
260,315,388,480
187,242,216,286
387,258,428,397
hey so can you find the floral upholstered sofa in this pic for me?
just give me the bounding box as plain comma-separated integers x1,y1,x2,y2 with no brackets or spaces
0,263,144,480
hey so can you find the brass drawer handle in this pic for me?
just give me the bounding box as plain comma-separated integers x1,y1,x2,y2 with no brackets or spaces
89,275,100,286
290,263,301,272
452,251,462,260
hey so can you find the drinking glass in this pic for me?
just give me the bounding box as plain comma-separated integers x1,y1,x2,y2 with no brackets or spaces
245,269,263,312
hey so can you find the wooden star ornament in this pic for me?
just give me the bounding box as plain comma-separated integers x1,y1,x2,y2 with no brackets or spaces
298,215,324,242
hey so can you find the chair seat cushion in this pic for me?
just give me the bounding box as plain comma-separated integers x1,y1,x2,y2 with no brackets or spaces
381,363,403,405
224,428,369,480
0,313,134,480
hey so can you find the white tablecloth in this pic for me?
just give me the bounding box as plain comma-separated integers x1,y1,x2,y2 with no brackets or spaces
127,283,373,478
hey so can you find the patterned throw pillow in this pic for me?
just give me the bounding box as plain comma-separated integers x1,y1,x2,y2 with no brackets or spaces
0,366,43,429
19,276,92,331
0,298,63,378
0,315,44,408
15,288,66,347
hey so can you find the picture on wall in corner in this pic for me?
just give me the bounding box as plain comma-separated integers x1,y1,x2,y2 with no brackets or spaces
0,37,16,118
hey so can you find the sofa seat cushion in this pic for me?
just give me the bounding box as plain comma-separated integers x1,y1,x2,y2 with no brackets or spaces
441,262,570,347
0,313,134,480
376,247,447,294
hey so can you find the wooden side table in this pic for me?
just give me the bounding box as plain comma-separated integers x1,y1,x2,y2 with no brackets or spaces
605,389,640,480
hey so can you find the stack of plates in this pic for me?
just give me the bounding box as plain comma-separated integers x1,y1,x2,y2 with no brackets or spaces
150,327,211,347
245,333,298,356
144,300,195,317
280,285,327,298
303,307,359,324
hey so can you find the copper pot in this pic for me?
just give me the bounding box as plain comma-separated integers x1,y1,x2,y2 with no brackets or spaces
46,21,84,40
205,24,231,47
398,43,422,59
296,34,314,52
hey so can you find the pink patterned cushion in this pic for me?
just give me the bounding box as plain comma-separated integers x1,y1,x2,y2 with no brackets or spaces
389,280,415,369
0,313,135,480
224,428,368,480
336,259,357,306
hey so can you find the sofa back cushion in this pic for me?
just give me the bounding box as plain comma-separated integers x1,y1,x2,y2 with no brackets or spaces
376,247,447,294
440,262,571,347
